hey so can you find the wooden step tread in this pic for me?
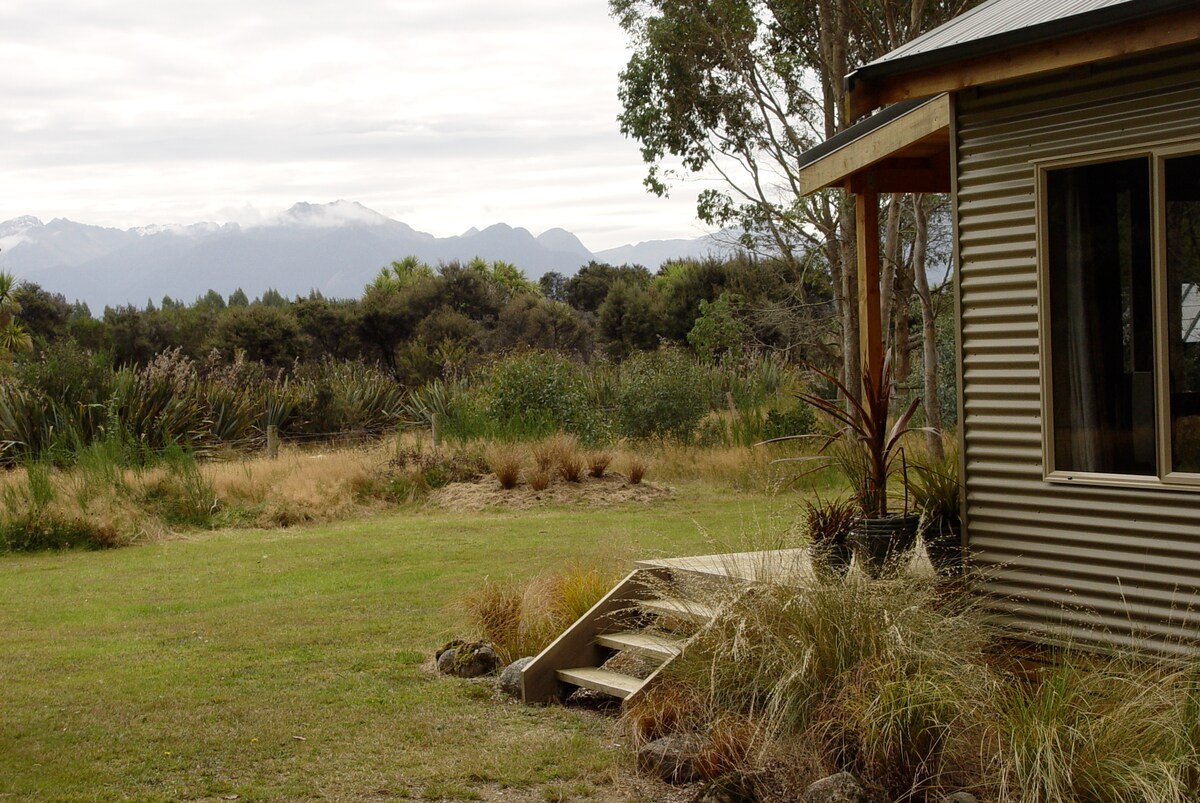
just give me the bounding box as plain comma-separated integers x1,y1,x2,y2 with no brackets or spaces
595,630,683,661
640,596,717,622
556,667,645,699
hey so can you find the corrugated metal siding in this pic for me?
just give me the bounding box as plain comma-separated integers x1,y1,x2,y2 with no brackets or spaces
956,46,1200,654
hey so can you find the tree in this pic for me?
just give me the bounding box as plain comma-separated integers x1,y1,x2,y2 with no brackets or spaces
612,0,976,410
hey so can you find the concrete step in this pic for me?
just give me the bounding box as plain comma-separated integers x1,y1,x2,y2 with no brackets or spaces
555,666,645,699
595,630,684,662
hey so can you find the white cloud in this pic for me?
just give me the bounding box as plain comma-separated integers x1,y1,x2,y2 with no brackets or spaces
0,0,712,251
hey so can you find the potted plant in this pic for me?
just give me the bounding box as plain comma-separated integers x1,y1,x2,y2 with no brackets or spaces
770,352,922,575
909,446,962,576
800,493,858,579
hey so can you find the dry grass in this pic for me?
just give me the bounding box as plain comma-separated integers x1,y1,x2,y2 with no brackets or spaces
488,445,524,490
558,452,585,484
528,467,551,492
625,456,647,485
531,434,578,472
624,566,1200,801
467,564,623,665
587,451,613,478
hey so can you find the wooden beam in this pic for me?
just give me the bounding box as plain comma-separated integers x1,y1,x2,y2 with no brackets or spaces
846,154,951,194
799,95,950,194
855,191,883,396
849,7,1200,120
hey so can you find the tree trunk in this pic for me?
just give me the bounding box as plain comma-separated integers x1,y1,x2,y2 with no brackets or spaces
911,194,944,459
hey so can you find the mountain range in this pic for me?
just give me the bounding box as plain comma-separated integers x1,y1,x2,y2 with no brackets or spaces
0,201,736,310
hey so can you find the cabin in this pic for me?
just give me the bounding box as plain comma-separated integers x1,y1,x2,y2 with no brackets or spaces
797,0,1200,653
521,0,1200,706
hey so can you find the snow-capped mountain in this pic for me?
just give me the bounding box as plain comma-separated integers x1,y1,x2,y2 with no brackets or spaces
0,201,735,310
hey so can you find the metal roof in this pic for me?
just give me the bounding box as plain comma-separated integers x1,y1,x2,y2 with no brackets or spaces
847,0,1196,92
795,96,934,171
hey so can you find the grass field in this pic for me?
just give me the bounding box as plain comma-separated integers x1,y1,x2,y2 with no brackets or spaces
0,484,799,802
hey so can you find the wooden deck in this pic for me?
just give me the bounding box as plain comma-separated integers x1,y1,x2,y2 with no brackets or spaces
634,548,811,582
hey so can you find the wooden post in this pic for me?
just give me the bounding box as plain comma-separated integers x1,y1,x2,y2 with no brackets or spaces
430,412,440,453
855,190,884,395
266,424,280,459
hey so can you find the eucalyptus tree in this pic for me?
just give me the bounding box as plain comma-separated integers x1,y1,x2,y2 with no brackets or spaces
612,0,974,423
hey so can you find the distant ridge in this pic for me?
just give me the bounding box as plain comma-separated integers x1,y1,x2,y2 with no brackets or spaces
0,201,737,309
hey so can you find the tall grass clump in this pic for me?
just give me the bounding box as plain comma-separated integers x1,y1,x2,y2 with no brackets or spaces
487,445,523,490
627,571,993,798
466,564,619,665
992,655,1200,803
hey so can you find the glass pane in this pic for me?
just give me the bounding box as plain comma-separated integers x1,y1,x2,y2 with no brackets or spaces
1047,158,1155,475
1166,154,1200,473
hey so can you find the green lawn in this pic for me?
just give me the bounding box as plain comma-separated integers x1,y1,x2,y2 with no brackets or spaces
1,486,798,802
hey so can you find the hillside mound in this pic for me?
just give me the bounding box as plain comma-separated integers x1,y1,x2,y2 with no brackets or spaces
427,473,672,511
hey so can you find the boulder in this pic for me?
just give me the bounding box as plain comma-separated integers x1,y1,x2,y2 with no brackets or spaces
692,772,757,802
435,640,500,678
801,772,866,803
499,656,535,697
637,734,705,784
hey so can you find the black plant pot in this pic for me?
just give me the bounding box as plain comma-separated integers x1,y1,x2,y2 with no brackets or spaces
922,520,963,577
851,514,920,577
808,540,852,581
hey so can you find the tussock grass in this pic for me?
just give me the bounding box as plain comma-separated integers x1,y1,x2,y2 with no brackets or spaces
467,564,622,665
627,567,1200,801
587,450,613,478
558,452,585,484
625,456,647,485
487,445,523,490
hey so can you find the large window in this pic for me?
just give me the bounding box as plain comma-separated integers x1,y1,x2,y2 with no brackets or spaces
1043,151,1200,482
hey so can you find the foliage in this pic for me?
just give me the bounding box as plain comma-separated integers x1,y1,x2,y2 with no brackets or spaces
801,494,858,548
687,292,746,363
784,355,920,517
467,565,620,665
615,348,710,440
481,351,603,442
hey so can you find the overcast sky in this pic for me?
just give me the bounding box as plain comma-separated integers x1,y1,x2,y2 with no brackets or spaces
1,0,716,251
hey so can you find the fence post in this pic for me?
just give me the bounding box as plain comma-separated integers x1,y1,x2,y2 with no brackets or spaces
430,413,440,453
266,424,280,459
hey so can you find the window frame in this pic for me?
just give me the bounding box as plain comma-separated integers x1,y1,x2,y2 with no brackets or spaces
1036,141,1200,491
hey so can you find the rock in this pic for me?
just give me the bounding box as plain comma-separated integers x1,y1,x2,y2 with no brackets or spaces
499,656,535,697
941,794,979,803
435,640,501,678
692,772,757,802
801,772,866,803
637,734,705,784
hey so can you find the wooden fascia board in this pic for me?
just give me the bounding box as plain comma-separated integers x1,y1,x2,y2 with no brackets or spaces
799,95,949,195
849,7,1200,121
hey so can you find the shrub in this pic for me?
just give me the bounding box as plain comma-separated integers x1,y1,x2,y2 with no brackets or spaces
482,351,604,442
762,402,817,442
615,349,710,441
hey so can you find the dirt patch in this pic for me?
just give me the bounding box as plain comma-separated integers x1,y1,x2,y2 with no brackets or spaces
427,473,673,512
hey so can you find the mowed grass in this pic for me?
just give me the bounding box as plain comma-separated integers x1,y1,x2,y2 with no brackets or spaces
0,484,798,802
